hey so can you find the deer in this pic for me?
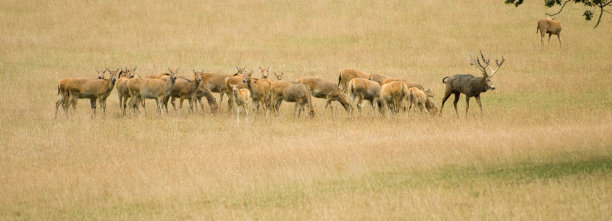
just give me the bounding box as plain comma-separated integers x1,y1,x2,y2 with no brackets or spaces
193,82,219,114
440,51,506,117
200,71,230,111
224,66,249,112
298,77,352,117
243,69,272,116
368,73,390,86
116,67,138,114
54,69,108,118
380,80,408,116
230,84,251,122
127,68,178,115
166,70,203,113
268,80,315,118
338,68,371,94
61,68,119,118
407,88,435,114
348,78,385,118
273,72,284,80
537,16,562,48
382,78,425,91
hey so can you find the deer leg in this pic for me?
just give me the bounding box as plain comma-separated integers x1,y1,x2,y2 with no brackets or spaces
99,98,106,117
90,98,96,117
547,33,552,44
440,91,452,116
170,97,177,111
465,96,471,117
55,96,64,118
475,96,483,116
557,34,562,48
452,93,460,117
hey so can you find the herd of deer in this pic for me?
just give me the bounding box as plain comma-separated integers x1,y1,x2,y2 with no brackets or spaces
54,51,506,120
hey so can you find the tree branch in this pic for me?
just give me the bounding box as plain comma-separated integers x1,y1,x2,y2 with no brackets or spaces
546,0,571,16
594,3,605,28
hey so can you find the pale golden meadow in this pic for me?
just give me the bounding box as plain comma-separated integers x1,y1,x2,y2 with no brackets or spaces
1,0,611,220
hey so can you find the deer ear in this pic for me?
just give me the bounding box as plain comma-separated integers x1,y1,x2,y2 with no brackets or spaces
267,66,271,71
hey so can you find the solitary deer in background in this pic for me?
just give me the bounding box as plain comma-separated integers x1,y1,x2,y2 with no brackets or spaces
537,16,562,48
440,51,506,117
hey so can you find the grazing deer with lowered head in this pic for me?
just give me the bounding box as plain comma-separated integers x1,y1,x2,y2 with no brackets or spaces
440,51,506,117
348,78,385,118
380,80,408,116
298,77,352,117
537,16,562,48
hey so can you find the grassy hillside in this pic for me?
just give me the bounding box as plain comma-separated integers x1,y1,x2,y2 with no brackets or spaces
0,0,611,219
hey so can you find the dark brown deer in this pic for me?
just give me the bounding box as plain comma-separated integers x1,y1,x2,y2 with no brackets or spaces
440,51,506,117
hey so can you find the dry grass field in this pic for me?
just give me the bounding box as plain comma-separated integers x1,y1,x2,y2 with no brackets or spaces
1,0,611,219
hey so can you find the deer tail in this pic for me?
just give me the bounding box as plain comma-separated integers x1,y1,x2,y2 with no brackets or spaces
442,76,450,83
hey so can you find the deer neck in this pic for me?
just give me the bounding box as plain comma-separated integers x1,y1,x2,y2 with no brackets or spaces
478,77,489,92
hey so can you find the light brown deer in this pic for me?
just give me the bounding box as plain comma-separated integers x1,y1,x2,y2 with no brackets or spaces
268,80,315,118
338,68,371,94
368,73,389,86
200,72,229,110
127,68,178,114
230,84,251,122
116,67,137,114
380,80,408,116
382,78,425,91
244,70,271,115
54,69,108,118
537,16,562,48
440,51,506,117
166,70,203,112
62,68,119,117
348,78,385,118
193,81,219,113
298,77,352,116
408,88,435,114
224,66,249,112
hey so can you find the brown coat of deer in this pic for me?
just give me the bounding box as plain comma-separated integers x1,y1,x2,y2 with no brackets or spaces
224,66,249,111
298,77,352,116
537,16,562,48
230,84,251,122
440,51,506,117
60,69,119,117
54,69,108,118
116,67,138,114
380,80,408,116
369,73,389,86
127,68,178,114
382,78,425,91
243,68,272,115
408,88,435,114
166,71,203,112
348,78,385,118
338,68,371,94
268,80,315,118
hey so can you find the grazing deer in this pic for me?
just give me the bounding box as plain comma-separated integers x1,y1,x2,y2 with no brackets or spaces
230,84,251,122
116,67,137,114
63,68,119,117
380,81,408,116
440,51,506,117
298,77,352,117
224,67,249,112
425,97,438,116
244,69,272,115
338,68,371,94
194,82,219,113
368,73,389,86
268,80,315,118
537,16,562,48
166,70,203,112
408,88,435,114
348,78,385,118
54,69,108,118
127,68,178,115
200,71,230,110
382,78,425,91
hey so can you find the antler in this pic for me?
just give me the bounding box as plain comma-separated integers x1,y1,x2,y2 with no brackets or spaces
469,53,488,76
488,54,506,77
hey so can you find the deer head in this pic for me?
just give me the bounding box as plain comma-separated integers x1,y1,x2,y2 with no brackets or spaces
469,51,506,90
259,66,271,79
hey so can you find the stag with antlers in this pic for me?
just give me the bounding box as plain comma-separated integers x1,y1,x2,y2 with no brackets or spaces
440,51,506,117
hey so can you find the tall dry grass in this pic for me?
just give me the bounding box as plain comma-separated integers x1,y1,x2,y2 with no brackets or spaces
0,0,611,219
